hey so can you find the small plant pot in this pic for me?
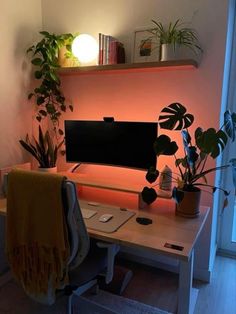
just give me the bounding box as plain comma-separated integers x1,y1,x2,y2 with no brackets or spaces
161,44,179,61
58,46,79,67
175,188,201,218
161,44,191,61
38,166,57,173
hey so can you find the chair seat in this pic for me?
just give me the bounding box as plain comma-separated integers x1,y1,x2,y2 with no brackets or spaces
69,241,108,286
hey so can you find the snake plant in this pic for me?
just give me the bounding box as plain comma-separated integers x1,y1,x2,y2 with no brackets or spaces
19,126,63,168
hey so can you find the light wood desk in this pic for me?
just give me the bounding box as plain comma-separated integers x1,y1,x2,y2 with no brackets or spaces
0,196,209,314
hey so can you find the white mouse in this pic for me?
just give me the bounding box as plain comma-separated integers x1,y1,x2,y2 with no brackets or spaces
99,214,113,223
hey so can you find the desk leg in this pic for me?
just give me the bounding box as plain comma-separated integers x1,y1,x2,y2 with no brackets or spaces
178,250,195,314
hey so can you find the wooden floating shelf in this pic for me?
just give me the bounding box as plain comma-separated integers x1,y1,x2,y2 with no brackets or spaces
58,59,198,76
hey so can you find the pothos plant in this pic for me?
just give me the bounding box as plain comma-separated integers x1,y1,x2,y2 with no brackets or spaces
27,31,76,139
141,103,236,206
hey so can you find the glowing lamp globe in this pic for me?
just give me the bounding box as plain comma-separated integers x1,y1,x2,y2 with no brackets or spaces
72,34,98,65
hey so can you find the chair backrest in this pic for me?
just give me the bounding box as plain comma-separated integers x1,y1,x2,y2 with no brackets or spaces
6,170,91,304
63,180,90,269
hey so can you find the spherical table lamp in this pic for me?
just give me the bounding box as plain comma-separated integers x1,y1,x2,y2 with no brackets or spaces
72,34,99,65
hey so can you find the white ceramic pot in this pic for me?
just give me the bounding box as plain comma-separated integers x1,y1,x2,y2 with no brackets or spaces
161,44,180,61
37,166,57,173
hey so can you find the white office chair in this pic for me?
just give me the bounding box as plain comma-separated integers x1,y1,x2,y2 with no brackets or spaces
64,180,120,313
6,170,120,314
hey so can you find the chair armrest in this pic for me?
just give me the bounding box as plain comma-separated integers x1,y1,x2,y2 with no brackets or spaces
96,242,120,284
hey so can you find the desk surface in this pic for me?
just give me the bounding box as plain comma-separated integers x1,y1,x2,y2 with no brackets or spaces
82,200,209,262
0,197,209,262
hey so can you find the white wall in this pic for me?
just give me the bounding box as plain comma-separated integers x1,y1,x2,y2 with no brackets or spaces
0,0,42,168
0,0,42,273
41,0,229,281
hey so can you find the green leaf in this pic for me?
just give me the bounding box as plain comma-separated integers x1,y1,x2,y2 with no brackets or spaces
39,110,47,116
58,129,64,135
146,166,159,183
186,146,199,167
46,103,56,114
175,157,188,168
34,71,42,79
26,45,34,53
37,96,45,105
28,93,34,100
40,31,50,36
172,187,184,204
141,187,158,205
181,129,191,149
31,58,42,66
60,104,66,112
195,128,228,159
19,139,41,165
154,135,178,156
49,71,60,84
158,103,194,130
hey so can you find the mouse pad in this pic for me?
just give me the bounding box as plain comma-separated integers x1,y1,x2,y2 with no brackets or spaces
79,201,135,233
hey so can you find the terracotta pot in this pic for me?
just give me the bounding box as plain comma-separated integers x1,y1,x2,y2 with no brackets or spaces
37,166,57,173
175,188,201,218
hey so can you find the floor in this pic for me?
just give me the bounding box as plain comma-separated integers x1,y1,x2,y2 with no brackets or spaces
0,255,235,314
122,255,236,314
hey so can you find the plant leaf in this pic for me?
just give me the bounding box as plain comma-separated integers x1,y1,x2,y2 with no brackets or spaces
158,103,194,130
146,166,159,183
31,58,42,66
58,128,64,135
172,187,184,203
181,129,191,149
186,146,199,167
28,93,34,100
195,128,228,159
35,70,42,79
141,187,158,205
153,134,178,156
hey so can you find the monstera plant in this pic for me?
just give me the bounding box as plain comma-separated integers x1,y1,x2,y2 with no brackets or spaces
141,103,236,217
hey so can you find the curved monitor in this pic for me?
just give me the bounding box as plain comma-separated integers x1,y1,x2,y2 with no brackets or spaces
64,120,157,170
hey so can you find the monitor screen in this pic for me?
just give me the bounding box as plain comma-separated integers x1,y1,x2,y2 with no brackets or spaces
64,120,157,170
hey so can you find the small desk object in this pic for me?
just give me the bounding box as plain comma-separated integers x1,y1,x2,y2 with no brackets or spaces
0,196,209,314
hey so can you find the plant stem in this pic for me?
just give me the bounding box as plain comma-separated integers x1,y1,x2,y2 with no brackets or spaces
174,154,184,179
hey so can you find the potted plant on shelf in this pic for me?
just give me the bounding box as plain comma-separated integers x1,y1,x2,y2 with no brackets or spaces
27,31,75,137
146,19,202,61
141,102,236,218
19,126,63,172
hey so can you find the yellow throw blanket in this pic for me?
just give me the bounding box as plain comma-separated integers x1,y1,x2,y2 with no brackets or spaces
6,169,70,304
